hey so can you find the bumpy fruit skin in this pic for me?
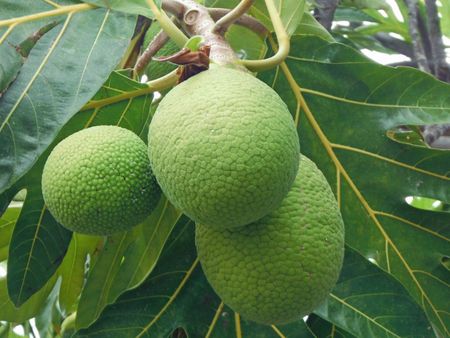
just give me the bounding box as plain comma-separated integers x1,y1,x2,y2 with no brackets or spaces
148,66,300,229
42,126,161,235
143,22,178,80
196,156,345,325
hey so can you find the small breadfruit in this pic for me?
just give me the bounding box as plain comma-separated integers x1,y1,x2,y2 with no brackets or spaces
196,156,345,325
143,22,178,80
148,66,300,229
42,126,161,235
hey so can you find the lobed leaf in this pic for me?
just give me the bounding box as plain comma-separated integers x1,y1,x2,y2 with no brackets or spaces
0,6,136,193
258,34,450,336
315,247,432,337
75,231,137,329
4,68,155,307
74,219,316,337
0,274,57,322
58,234,102,314
81,0,157,18
7,185,72,306
307,314,356,338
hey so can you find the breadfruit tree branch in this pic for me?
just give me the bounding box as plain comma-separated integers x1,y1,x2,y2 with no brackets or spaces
405,0,431,73
162,0,242,66
134,28,170,76
209,8,268,37
424,0,450,82
134,5,269,76
313,0,339,31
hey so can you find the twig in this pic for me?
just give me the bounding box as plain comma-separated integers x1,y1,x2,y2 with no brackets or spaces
374,33,413,58
404,0,430,73
212,0,255,34
425,0,450,82
134,29,170,76
416,9,433,62
313,0,339,31
388,60,418,68
209,8,268,37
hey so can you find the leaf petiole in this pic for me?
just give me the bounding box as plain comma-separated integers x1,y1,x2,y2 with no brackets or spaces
241,0,290,72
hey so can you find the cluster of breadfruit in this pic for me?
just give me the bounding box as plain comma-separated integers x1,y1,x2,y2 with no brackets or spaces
42,65,344,325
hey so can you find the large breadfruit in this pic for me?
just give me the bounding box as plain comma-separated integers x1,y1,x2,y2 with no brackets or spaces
148,66,300,229
196,156,345,324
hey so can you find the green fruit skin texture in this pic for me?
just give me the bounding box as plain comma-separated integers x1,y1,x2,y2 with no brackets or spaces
42,126,161,235
148,66,300,229
143,22,178,80
196,156,345,325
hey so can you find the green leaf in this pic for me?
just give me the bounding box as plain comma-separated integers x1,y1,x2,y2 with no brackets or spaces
0,184,18,216
58,234,102,313
251,0,306,36
0,7,136,194
81,0,155,18
226,24,268,60
7,186,72,306
0,274,57,322
203,0,305,36
0,201,21,262
259,35,450,336
0,1,76,44
295,12,333,42
75,231,137,329
74,219,315,337
184,35,204,51
108,197,182,301
5,66,155,308
334,8,377,22
307,314,355,338
76,199,180,329
438,0,450,37
315,247,432,337
341,0,389,10
0,44,23,95
34,284,61,338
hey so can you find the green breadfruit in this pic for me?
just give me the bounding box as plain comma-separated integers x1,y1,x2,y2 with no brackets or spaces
148,66,300,229
42,126,161,235
196,155,345,325
143,22,178,80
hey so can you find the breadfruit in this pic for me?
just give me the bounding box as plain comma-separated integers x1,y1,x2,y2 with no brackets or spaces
42,125,160,235
196,155,345,325
148,66,300,229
